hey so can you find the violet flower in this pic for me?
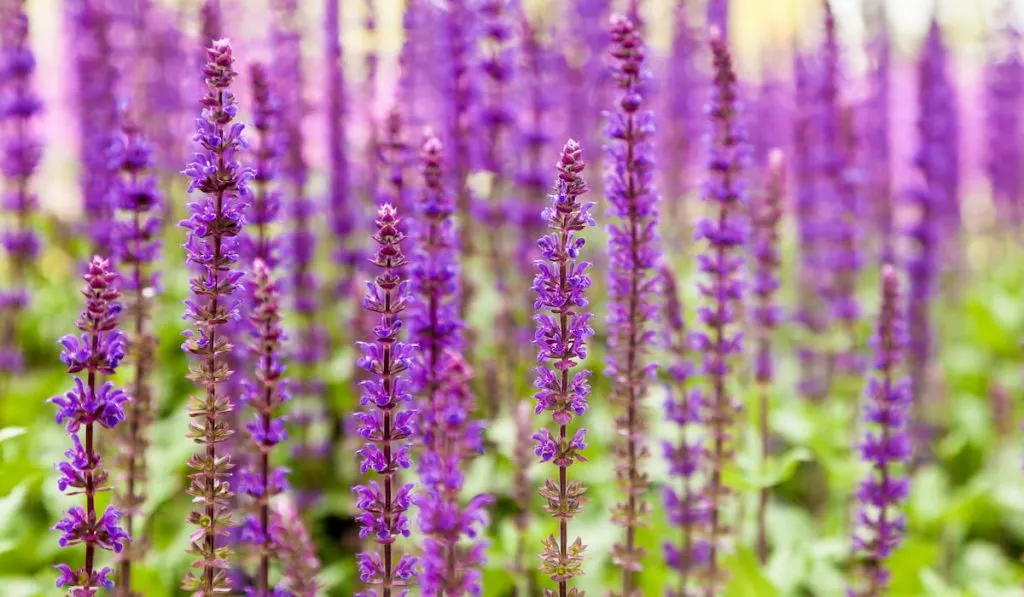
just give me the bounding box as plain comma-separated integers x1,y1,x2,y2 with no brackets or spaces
565,0,611,157
247,63,282,269
695,29,747,590
985,18,1023,225
660,265,708,595
604,15,660,593
532,139,594,596
325,0,356,294
0,4,42,373
849,266,911,596
752,150,784,563
67,0,119,254
353,204,418,597
239,259,292,595
109,113,162,591
380,108,410,213
363,0,381,206
411,134,489,596
50,256,131,595
180,39,251,595
273,499,321,596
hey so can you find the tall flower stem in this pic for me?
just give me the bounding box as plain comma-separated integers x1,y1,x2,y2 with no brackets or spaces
533,140,594,597
110,115,163,594
51,256,130,594
353,204,418,597
697,29,747,594
752,150,784,564
605,16,660,594
180,39,250,595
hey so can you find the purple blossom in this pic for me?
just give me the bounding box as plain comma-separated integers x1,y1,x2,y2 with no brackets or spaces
66,0,119,254
660,266,708,594
353,204,418,597
863,1,893,259
180,39,250,595
695,29,748,591
604,15,659,590
986,21,1024,225
246,63,282,269
532,140,593,593
325,0,357,295
0,4,42,373
850,267,911,596
50,256,131,596
239,260,292,595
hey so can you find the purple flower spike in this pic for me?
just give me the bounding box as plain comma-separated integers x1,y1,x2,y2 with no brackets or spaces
0,4,43,372
109,111,163,591
532,139,593,596
660,266,708,595
752,150,784,563
247,63,282,269
849,266,911,597
604,15,660,592
354,204,418,597
50,256,131,596
986,18,1024,225
180,39,250,596
696,29,748,591
325,0,357,296
239,259,292,595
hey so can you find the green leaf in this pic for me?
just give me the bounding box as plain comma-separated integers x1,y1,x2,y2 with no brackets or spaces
0,483,28,526
888,537,940,594
728,447,813,490
0,427,25,444
722,547,778,597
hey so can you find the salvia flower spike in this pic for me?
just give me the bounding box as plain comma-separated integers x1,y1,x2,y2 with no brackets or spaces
697,28,748,592
180,38,251,595
109,113,163,591
247,62,282,269
604,15,660,594
411,134,491,597
273,499,321,596
353,203,418,597
849,266,911,596
532,139,594,597
239,259,291,595
50,256,131,596
752,150,784,563
0,3,42,373
660,266,708,595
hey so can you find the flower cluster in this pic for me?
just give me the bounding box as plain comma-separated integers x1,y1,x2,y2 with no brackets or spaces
864,1,893,258
325,0,357,295
695,29,748,590
380,108,410,214
660,266,707,595
353,204,419,596
180,39,251,595
50,256,131,595
238,259,292,595
850,266,911,596
441,0,478,259
604,15,660,592
108,113,163,590
0,4,43,372
532,139,594,596
986,21,1024,225
247,62,283,269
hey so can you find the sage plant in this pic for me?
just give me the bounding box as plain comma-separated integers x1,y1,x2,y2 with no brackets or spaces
109,115,162,592
696,29,747,592
247,63,282,269
51,256,130,595
274,500,322,596
239,260,291,595
0,3,42,373
180,39,251,595
531,139,593,597
849,266,911,596
661,266,707,595
353,204,418,597
752,150,784,563
604,15,660,593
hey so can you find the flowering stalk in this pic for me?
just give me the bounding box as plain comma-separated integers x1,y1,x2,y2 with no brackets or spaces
864,0,893,258
411,134,490,596
239,260,291,596
273,500,321,596
353,204,418,597
986,21,1024,225
0,3,42,374
604,16,660,594
247,63,282,269
849,266,911,596
380,108,409,213
51,256,131,595
752,150,784,563
67,0,119,254
532,139,593,597
918,19,961,240
696,29,747,593
364,0,380,205
109,114,163,593
660,265,707,596
707,0,728,41
325,0,355,293
180,39,250,595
